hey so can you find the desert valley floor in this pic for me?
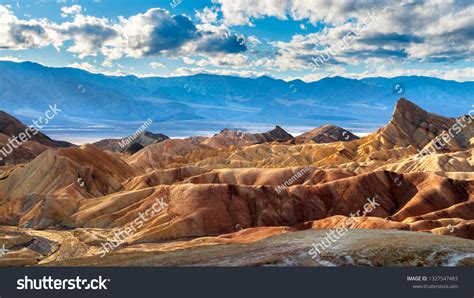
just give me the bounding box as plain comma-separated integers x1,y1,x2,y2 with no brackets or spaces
0,98,473,266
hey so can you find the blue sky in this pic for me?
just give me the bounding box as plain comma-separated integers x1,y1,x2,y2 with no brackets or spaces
0,0,473,81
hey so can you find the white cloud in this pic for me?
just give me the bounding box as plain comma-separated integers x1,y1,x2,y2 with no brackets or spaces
215,0,474,64
253,57,275,68
214,0,385,26
297,65,474,83
182,57,196,64
102,59,114,67
0,5,58,50
150,61,165,69
60,5,82,18
0,55,25,62
172,66,269,78
248,35,261,45
0,5,246,61
259,1,474,73
196,6,219,23
60,14,119,58
184,53,248,67
119,8,198,58
2,2,473,81
67,62,99,72
67,61,127,76
216,0,289,26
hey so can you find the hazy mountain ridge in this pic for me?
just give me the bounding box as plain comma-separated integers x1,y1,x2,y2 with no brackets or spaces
1,61,473,139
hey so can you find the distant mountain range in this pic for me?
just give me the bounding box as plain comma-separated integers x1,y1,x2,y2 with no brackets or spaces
0,61,473,142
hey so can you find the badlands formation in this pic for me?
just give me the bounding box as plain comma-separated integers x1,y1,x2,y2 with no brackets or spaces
0,98,473,266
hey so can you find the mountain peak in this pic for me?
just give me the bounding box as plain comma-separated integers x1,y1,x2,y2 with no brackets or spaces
390,98,429,130
92,130,169,154
261,126,293,142
272,125,286,132
393,98,426,116
378,98,460,149
299,125,359,143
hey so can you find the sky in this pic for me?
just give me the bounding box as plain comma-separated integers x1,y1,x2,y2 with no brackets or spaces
0,0,473,82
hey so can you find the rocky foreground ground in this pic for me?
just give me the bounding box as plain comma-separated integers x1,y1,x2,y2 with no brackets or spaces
0,98,472,266
1,227,473,267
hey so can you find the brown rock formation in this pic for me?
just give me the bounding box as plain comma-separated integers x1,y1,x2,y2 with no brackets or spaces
93,131,169,153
